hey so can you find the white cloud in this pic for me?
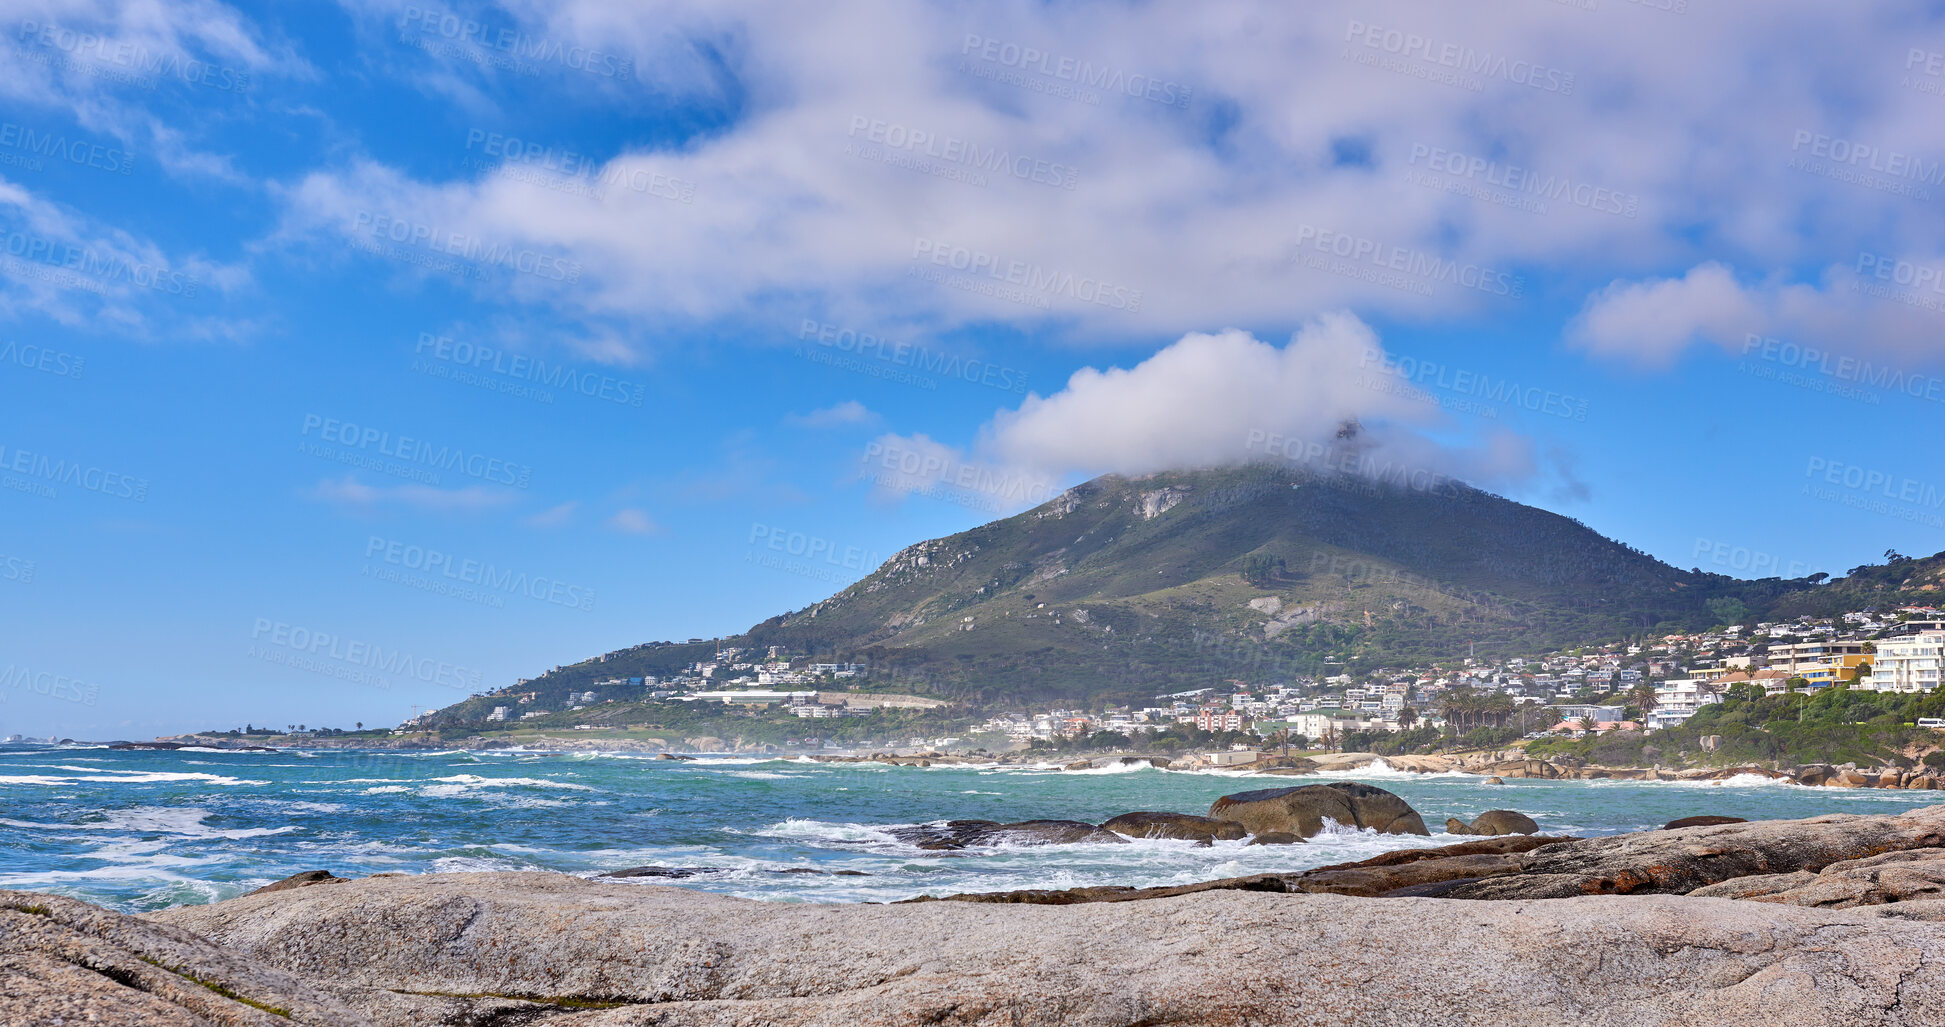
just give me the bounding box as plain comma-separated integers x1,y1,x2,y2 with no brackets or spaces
0,0,305,182
278,0,1945,371
606,507,662,534
787,400,878,428
865,314,1545,509
1568,263,1766,367
307,475,518,512
0,176,247,332
986,316,1425,476
1572,257,1945,370
523,500,578,527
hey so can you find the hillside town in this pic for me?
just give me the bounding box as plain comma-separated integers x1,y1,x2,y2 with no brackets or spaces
973,610,1945,747
412,607,1945,758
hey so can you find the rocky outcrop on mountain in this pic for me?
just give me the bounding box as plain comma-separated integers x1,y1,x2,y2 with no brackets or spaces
1208,781,1429,838
1099,812,1246,844
886,819,1127,850
1445,810,1540,836
118,867,1945,1026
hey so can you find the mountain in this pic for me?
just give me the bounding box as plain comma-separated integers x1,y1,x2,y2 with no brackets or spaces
428,463,1854,724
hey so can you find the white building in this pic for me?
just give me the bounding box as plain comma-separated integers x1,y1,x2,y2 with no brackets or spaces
485,705,510,722
1647,679,1721,731
1868,631,1945,693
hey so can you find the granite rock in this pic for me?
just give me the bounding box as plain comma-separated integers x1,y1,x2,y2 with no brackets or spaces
1207,781,1429,839
138,869,1945,1026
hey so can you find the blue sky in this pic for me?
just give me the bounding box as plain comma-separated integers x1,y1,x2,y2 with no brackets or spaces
5,0,1945,737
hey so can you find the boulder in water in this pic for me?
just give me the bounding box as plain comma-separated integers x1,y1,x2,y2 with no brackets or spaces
888,819,1127,850
1208,782,1428,839
1245,832,1305,846
1467,810,1540,836
1100,812,1246,845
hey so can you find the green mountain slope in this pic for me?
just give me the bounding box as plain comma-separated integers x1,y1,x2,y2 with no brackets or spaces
429,464,1850,724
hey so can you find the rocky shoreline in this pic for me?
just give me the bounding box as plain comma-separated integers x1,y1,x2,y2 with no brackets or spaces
9,797,1945,1024
133,733,1940,790
809,747,1945,790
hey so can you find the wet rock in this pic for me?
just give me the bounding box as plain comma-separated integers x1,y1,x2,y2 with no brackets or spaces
1484,776,1506,785
1794,764,1837,786
1472,758,1567,779
1664,815,1749,830
1245,832,1304,846
887,819,1127,850
1462,811,1540,836
603,866,870,879
245,870,348,896
1100,812,1246,845
1676,766,1791,783
1208,782,1428,839
600,865,732,879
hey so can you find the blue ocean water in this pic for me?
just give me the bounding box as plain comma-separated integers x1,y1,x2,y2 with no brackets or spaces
2,744,1934,912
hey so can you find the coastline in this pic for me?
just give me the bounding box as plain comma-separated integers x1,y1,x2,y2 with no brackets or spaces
10,804,1945,1025
139,730,1945,792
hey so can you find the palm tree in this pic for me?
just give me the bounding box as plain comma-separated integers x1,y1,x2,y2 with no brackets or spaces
1630,684,1658,722
1481,693,1515,728
1578,715,1597,735
1398,706,1419,730
1439,689,1479,733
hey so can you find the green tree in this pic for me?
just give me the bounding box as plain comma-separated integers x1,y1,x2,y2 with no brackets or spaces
1239,553,1285,587
1706,597,1748,626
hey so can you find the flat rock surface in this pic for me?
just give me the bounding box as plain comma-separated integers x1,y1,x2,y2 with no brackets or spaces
1445,804,1945,899
0,890,367,1026
135,869,1945,1026
1694,849,1945,908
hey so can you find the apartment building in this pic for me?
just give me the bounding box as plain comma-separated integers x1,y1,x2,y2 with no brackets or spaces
1867,630,1945,693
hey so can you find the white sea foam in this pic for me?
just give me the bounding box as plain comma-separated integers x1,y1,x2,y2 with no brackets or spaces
0,808,298,840
426,774,594,790
751,818,905,846
1034,761,1158,776
0,771,266,786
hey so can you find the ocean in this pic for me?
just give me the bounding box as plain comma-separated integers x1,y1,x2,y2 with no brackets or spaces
2,743,1933,912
